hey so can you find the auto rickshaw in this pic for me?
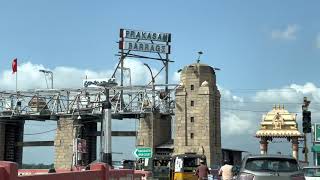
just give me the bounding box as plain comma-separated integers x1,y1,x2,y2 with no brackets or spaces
135,155,172,180
152,155,172,180
170,153,206,180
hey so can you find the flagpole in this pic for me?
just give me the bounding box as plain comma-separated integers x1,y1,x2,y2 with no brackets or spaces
16,70,18,92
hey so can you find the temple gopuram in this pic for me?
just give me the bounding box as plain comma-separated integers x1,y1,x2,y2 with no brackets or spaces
256,105,303,159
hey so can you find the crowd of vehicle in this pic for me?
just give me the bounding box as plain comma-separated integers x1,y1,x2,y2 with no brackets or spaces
112,154,320,180
221,154,320,180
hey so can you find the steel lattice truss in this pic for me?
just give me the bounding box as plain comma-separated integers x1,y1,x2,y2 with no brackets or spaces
0,84,177,120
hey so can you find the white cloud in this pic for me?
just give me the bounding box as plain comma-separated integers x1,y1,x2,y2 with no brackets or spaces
271,24,299,40
0,62,113,90
172,72,180,83
3,61,320,161
220,83,320,154
221,111,257,135
253,83,320,108
219,86,244,103
0,60,165,164
220,82,320,136
0,59,163,91
122,59,164,85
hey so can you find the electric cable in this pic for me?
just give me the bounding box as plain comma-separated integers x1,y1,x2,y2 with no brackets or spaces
23,119,99,136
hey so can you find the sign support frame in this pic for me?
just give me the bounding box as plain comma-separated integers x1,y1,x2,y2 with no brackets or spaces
112,29,173,112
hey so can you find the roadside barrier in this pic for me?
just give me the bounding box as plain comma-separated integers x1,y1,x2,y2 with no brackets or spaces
0,161,151,180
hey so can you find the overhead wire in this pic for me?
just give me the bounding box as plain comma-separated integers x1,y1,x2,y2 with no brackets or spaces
24,128,57,135
23,119,100,136
227,88,320,92
221,107,320,114
221,99,303,105
221,99,320,105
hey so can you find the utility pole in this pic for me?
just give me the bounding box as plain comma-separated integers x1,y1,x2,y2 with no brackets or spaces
304,132,309,164
302,97,311,165
101,88,112,165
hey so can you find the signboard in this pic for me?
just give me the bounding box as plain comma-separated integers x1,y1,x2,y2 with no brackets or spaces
315,123,320,143
83,78,108,87
133,147,152,158
83,78,117,88
317,152,320,166
175,157,183,172
119,29,171,54
119,41,170,54
120,29,171,42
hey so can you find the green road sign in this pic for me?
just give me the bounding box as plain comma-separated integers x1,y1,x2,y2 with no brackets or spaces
134,147,152,158
315,123,320,143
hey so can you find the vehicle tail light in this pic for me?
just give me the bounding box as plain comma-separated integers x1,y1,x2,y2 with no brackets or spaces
238,172,254,180
291,173,305,180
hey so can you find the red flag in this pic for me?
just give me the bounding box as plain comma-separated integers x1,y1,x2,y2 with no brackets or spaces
12,58,17,74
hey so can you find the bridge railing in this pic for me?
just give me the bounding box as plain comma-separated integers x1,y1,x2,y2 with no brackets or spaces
0,161,151,180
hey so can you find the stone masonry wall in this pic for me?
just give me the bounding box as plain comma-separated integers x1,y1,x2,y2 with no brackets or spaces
137,112,171,152
153,114,171,148
174,63,222,167
54,117,76,169
137,114,153,148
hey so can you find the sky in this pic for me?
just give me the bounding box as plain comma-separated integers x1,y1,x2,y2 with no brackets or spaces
1,0,320,165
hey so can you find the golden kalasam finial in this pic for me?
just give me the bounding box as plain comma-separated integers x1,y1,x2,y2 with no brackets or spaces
273,104,276,109
278,104,281,109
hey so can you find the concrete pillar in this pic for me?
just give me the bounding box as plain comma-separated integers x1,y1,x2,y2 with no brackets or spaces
153,113,171,149
260,138,268,155
82,121,97,165
137,113,153,148
0,121,24,167
14,122,24,167
101,99,112,165
292,137,299,160
137,112,171,153
0,123,5,160
54,117,77,169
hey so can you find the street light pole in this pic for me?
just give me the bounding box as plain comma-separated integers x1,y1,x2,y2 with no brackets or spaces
143,63,155,159
39,69,53,89
143,63,155,109
117,67,132,87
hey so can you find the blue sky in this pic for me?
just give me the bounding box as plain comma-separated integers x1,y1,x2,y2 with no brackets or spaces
1,0,320,89
1,0,320,164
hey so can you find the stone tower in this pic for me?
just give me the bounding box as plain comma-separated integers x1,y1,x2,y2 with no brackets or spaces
137,112,172,153
174,63,222,167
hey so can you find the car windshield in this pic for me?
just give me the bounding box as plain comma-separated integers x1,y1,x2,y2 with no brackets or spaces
304,168,320,177
245,158,299,172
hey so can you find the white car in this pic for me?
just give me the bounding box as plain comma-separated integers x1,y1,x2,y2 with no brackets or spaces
303,166,320,180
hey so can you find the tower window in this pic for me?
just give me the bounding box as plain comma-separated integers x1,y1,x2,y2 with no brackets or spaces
191,101,194,106
190,117,194,123
191,85,194,90
191,133,194,139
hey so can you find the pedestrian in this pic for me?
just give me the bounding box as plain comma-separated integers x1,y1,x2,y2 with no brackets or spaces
195,159,210,180
218,160,234,180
